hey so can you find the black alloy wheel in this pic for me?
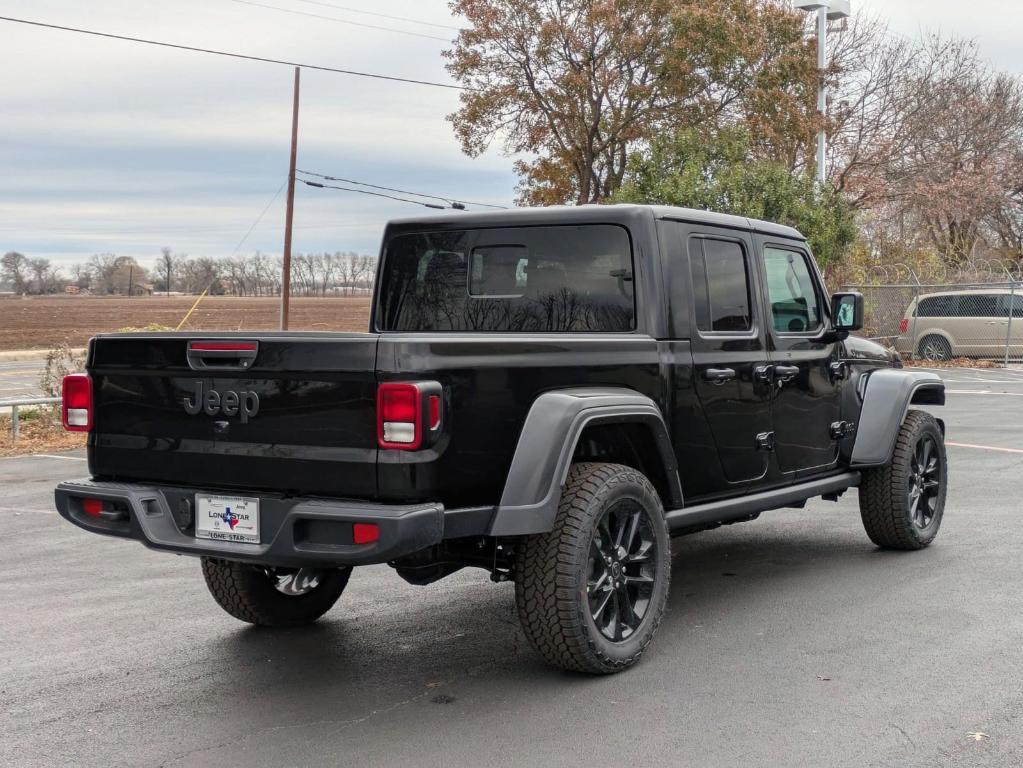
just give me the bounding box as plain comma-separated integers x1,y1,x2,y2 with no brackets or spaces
587,499,659,642
907,435,942,529
859,409,947,550
515,462,671,674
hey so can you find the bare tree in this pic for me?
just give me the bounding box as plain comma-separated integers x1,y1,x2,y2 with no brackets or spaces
158,247,174,296
1,251,29,293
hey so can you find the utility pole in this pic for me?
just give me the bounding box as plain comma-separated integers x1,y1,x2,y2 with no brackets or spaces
128,264,133,298
280,66,300,330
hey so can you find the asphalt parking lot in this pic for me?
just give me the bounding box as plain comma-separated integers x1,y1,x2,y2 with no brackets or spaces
2,367,1023,768
0,360,46,400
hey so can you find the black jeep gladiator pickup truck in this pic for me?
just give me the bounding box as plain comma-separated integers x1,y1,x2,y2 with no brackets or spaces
55,205,947,674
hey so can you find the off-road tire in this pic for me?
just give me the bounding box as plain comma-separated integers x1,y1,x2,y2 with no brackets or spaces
859,410,947,550
918,335,952,362
201,558,351,627
515,462,671,674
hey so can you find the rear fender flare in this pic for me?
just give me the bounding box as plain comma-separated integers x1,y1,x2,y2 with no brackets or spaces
488,388,682,536
851,369,945,467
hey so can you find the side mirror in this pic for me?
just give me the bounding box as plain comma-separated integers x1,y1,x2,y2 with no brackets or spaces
831,291,864,332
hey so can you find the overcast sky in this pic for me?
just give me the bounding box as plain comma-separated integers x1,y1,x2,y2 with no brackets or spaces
1,0,1020,270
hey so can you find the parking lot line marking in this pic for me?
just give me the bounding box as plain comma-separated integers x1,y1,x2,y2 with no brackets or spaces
945,390,1023,396
946,441,1023,455
31,454,87,461
0,506,55,514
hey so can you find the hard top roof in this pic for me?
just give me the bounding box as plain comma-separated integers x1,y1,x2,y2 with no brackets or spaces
385,203,804,241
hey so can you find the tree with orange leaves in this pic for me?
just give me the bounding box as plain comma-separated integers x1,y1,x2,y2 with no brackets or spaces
445,0,820,206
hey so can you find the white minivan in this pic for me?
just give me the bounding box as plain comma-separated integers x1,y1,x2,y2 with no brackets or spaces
896,288,1023,360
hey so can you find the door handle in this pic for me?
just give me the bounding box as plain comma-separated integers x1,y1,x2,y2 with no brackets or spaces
773,365,800,383
704,367,736,385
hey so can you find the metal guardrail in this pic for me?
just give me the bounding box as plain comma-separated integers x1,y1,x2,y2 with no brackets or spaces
0,396,61,441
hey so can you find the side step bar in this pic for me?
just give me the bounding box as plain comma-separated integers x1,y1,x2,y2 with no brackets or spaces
664,472,860,533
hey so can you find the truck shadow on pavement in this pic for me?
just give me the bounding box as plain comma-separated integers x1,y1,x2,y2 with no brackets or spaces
196,517,928,696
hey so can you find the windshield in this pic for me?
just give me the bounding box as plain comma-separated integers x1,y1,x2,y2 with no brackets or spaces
376,224,635,332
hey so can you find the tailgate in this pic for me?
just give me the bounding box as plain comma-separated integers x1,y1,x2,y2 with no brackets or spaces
87,333,379,498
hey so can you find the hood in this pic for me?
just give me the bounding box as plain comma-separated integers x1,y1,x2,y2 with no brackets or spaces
843,334,899,365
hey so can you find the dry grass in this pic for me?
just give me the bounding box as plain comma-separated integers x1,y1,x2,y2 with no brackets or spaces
0,295,372,351
903,357,1001,369
0,410,86,457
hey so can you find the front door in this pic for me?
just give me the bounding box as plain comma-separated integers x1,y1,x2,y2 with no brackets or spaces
686,231,774,489
757,240,842,476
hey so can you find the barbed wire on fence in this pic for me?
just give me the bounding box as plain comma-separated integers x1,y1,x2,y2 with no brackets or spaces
845,257,1023,288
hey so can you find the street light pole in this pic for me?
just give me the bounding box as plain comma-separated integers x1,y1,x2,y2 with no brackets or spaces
794,0,850,186
815,5,828,185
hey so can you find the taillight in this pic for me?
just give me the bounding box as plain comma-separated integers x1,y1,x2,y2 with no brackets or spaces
62,374,92,432
377,382,443,450
378,383,420,448
899,318,909,334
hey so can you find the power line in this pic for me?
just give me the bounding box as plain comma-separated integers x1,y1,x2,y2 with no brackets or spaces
226,0,451,42
0,15,468,90
297,169,510,209
229,177,288,256
300,178,452,209
289,0,462,31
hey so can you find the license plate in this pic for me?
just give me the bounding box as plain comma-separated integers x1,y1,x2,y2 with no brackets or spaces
195,494,260,544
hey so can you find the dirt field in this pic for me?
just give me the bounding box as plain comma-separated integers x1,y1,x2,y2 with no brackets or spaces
0,295,372,351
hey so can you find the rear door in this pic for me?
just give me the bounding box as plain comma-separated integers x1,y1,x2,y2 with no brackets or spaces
683,228,774,491
756,239,842,476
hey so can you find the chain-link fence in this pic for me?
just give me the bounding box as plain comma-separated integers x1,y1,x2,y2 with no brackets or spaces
842,280,1023,364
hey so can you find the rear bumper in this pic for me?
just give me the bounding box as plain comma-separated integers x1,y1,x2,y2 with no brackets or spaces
54,479,493,567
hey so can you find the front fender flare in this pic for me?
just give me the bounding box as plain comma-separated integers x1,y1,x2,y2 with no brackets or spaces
851,369,945,467
488,388,682,536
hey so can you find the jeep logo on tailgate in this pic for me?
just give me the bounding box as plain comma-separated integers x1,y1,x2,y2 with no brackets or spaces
184,381,260,423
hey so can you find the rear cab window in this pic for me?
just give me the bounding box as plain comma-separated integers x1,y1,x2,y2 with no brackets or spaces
376,225,635,332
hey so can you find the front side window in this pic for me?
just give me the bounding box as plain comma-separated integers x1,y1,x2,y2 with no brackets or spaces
997,294,1023,318
689,238,752,333
762,247,822,334
377,225,634,332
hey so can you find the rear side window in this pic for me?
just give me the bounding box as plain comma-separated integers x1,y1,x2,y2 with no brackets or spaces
969,295,999,317
377,225,634,332
689,238,752,333
917,294,998,317
917,295,957,317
